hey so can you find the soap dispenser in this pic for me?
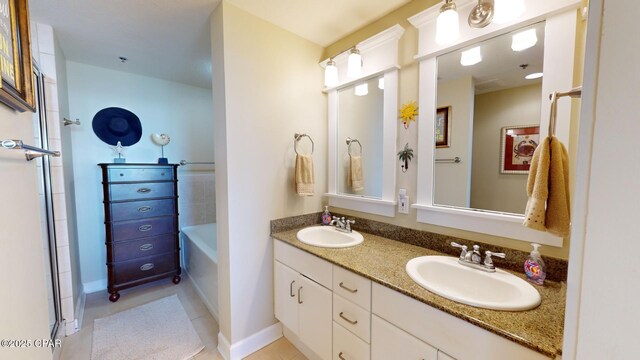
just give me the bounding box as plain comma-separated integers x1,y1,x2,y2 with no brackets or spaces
321,206,332,226
524,243,546,285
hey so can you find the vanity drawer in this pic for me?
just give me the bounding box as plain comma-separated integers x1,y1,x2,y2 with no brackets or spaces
111,253,177,285
333,322,370,360
111,216,176,241
110,234,177,262
333,294,371,343
371,315,437,360
108,167,174,182
274,240,332,289
333,265,371,311
110,199,176,221
107,182,175,201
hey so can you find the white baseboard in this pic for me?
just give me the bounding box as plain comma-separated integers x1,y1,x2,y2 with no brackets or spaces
217,322,283,360
83,279,107,294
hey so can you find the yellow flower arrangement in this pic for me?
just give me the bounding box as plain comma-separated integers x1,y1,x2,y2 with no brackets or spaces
399,101,418,129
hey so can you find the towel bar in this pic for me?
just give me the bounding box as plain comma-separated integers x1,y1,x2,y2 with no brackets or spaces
1,139,61,161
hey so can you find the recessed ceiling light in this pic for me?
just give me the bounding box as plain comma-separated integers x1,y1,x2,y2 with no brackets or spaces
525,72,543,80
512,29,537,51
355,83,368,96
460,46,482,66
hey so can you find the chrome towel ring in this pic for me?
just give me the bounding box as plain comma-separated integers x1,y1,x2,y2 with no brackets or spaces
294,133,314,155
346,137,362,157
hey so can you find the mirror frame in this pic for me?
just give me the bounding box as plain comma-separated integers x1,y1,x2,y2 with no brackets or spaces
408,0,582,246
321,25,405,217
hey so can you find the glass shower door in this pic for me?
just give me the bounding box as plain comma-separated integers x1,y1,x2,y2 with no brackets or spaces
32,67,62,338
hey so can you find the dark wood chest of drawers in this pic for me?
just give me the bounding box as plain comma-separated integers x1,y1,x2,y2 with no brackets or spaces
99,163,181,302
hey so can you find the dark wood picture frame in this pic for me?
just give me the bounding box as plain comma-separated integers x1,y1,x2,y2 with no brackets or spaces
435,106,451,148
0,0,35,112
500,124,540,174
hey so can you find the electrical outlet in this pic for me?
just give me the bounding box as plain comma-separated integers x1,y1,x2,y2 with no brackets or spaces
398,189,409,214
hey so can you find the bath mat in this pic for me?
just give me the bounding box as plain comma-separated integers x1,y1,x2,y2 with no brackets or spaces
91,295,204,360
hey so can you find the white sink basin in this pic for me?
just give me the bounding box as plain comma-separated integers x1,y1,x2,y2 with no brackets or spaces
296,226,364,248
406,256,541,311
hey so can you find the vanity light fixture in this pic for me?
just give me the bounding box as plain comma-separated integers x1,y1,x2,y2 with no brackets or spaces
460,46,482,66
525,72,543,80
468,0,494,28
378,78,385,90
355,83,369,96
511,28,537,51
493,0,526,24
324,59,339,87
347,48,363,78
436,0,460,45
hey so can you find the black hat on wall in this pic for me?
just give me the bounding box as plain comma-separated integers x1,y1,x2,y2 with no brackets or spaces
92,107,143,146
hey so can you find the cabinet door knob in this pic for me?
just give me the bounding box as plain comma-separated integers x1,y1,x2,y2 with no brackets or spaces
139,225,153,232
339,282,358,293
289,281,296,297
137,206,152,212
137,188,152,193
297,286,303,304
339,312,358,325
338,352,347,360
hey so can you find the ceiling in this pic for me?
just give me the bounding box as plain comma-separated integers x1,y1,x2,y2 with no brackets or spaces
438,22,545,94
29,0,412,89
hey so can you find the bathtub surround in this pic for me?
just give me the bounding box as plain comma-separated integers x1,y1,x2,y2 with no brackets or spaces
182,223,219,322
271,212,568,282
178,171,216,227
66,62,214,292
211,2,327,358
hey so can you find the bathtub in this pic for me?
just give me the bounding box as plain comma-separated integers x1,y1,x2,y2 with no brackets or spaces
181,223,219,321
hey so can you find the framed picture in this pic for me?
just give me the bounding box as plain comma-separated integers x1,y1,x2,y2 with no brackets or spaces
500,124,540,174
435,106,451,148
0,0,35,112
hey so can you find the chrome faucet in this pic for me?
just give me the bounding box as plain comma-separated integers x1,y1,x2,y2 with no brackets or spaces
450,242,506,273
330,216,355,233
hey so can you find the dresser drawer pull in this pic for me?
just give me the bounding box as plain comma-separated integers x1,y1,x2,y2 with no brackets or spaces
338,352,347,360
339,282,358,293
339,312,358,325
139,243,154,251
289,281,296,297
140,263,154,271
139,225,153,232
137,206,152,212
137,188,152,194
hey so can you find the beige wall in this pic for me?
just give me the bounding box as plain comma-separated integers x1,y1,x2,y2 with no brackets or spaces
323,0,584,259
470,84,542,214
434,76,474,208
0,108,52,360
212,0,327,346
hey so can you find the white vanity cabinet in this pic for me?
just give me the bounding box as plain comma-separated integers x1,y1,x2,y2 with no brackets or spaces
274,242,333,360
274,240,553,360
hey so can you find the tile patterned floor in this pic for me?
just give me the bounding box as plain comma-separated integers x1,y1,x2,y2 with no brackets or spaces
59,276,305,360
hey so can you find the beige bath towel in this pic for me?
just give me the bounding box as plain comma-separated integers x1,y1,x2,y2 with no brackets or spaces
347,155,364,192
295,154,314,196
523,136,571,236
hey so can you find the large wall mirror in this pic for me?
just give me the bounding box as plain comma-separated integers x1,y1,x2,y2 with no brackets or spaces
434,22,544,214
409,0,581,246
338,76,384,199
323,25,404,217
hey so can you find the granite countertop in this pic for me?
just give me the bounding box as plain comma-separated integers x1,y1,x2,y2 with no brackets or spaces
272,227,565,358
